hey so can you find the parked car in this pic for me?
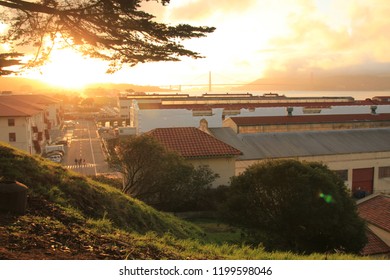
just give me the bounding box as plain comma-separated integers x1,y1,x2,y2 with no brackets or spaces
45,150,65,157
46,154,62,163
45,144,65,154
55,138,69,146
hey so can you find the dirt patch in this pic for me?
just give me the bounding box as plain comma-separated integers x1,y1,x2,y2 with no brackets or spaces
0,196,181,260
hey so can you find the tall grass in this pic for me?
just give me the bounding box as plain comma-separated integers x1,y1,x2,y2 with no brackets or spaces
0,142,202,238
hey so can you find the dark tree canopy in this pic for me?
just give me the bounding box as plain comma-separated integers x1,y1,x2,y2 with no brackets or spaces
0,52,22,75
109,134,218,212
0,0,215,72
223,160,367,254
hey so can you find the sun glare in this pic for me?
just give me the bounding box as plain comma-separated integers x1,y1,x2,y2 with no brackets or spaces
30,49,109,89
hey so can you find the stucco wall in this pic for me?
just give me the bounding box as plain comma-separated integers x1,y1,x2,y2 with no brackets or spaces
189,157,236,188
0,116,32,153
232,121,390,134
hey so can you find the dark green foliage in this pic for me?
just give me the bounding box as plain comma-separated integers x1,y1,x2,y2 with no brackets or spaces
158,165,219,212
222,160,367,254
0,52,23,75
109,135,219,212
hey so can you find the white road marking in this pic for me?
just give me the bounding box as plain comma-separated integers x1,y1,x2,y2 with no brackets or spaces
87,122,98,176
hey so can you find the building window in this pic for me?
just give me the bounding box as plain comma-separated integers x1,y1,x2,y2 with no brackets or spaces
8,119,15,126
379,166,390,179
9,133,16,142
333,169,348,181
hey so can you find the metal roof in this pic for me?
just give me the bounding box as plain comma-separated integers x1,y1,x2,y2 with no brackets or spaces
228,113,390,126
209,127,390,160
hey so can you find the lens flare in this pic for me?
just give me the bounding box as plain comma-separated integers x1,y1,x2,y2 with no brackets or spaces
319,193,335,204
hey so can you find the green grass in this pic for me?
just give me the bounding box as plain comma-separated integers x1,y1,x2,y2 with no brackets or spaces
0,142,201,239
187,217,244,245
0,142,376,260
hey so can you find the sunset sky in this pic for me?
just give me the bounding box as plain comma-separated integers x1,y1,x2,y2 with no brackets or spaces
2,0,390,89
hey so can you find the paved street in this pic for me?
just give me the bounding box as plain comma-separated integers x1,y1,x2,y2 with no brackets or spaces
62,120,111,176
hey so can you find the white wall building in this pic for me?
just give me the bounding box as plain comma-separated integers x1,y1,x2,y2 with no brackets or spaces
0,94,63,154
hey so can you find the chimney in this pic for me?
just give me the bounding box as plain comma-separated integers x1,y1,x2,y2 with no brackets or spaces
286,107,294,116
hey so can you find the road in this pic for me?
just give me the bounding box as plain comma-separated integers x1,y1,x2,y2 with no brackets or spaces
62,120,110,176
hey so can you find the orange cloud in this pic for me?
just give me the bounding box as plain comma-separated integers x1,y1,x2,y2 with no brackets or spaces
168,0,258,21
262,0,390,77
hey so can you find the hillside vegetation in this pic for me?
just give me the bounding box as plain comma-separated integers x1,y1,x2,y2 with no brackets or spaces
0,143,370,259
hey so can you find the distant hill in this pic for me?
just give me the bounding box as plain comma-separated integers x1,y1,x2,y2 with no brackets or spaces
0,76,50,93
240,75,390,91
0,76,170,94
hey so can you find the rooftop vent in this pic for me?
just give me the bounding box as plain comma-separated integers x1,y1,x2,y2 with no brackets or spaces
286,107,294,116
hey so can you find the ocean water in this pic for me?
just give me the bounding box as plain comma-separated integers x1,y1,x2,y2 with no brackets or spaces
173,90,390,100
274,90,390,100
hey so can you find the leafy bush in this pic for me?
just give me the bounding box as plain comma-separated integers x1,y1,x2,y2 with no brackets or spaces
222,160,367,254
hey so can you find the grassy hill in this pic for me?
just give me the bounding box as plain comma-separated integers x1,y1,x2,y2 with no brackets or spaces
0,143,371,259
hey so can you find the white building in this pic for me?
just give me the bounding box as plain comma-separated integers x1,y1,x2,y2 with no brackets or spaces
0,94,63,154
119,93,390,135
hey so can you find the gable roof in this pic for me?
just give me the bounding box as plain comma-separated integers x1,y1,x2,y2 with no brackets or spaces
0,94,60,105
210,128,390,160
148,127,242,159
357,195,390,255
0,94,53,117
0,102,42,117
361,229,390,255
357,195,390,232
227,113,390,126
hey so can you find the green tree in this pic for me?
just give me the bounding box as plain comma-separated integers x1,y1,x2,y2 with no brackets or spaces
222,160,367,254
0,52,22,75
110,134,218,211
0,1,215,72
159,164,219,212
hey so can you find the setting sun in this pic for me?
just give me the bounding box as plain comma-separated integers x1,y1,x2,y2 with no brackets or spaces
28,49,109,89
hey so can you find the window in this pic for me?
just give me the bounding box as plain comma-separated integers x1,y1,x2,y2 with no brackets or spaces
8,119,15,126
379,166,390,179
9,133,16,142
333,169,348,181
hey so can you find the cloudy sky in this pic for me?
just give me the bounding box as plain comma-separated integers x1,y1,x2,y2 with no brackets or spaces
6,0,390,88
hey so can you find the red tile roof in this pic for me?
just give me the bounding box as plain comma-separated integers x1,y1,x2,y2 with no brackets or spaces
0,94,51,117
358,195,390,232
148,127,242,159
0,102,41,117
358,195,390,256
361,229,390,256
228,113,390,126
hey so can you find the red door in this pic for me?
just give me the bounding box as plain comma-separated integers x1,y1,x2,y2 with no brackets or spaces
352,168,374,196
